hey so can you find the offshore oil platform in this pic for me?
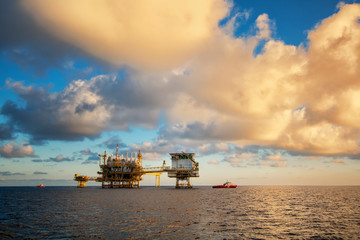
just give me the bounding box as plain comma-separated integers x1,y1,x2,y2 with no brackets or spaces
74,145,199,188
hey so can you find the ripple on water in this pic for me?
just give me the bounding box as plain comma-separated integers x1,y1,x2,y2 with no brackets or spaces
0,186,359,239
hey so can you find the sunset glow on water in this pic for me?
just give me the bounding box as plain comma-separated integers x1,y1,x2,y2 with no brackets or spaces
1,186,359,239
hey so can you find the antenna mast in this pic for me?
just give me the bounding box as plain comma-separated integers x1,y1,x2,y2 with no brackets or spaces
116,144,119,160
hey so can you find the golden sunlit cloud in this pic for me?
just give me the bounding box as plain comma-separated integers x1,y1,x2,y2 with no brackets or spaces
332,159,344,164
166,3,360,155
19,1,360,156
21,0,229,70
208,159,220,165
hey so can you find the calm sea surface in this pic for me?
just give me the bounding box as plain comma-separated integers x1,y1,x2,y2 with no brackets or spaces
0,186,359,239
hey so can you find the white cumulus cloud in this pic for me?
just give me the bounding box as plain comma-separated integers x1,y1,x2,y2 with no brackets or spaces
0,141,35,158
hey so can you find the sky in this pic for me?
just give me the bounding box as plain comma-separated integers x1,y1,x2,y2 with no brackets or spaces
1,0,360,186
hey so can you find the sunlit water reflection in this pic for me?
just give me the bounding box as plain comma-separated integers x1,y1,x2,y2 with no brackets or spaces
0,186,359,239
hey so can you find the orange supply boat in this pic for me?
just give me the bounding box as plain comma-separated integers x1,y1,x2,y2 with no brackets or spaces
212,181,237,188
37,184,45,188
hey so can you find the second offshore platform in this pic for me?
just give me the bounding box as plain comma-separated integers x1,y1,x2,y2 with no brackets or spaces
74,144,199,188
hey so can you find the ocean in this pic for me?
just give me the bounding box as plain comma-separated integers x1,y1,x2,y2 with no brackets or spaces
0,186,359,239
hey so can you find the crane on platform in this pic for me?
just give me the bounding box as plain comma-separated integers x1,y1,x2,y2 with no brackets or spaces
98,151,107,165
182,152,199,168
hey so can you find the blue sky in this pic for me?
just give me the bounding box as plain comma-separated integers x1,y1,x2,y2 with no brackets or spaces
1,0,360,186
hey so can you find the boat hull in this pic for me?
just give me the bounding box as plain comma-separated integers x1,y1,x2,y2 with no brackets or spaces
212,185,237,188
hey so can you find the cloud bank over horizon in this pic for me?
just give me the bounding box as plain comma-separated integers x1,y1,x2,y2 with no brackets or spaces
1,1,360,165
